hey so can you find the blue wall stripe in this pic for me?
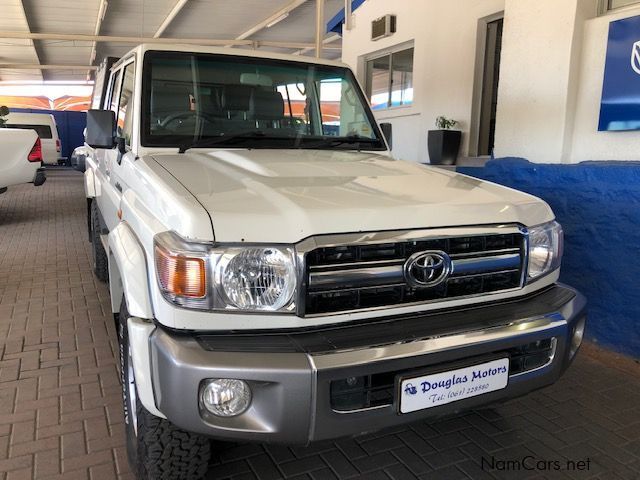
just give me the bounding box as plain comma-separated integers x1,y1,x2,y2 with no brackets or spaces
458,158,640,358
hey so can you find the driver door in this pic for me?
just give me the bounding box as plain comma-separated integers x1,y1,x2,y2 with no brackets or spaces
108,59,136,221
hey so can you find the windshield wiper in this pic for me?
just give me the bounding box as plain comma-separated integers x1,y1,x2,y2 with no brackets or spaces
178,131,270,153
300,135,382,150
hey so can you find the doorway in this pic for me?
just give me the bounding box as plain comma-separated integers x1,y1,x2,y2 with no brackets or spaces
477,18,503,156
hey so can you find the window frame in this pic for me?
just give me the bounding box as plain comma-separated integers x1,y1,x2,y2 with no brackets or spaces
139,50,386,150
601,0,640,12
116,60,136,146
363,42,415,111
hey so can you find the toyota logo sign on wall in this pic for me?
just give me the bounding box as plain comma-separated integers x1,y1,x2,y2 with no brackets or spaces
403,251,452,288
632,41,640,75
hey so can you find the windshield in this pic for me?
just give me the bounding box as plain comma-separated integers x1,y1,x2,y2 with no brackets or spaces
141,51,386,151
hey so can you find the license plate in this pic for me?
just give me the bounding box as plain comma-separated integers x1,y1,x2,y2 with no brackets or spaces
399,357,509,414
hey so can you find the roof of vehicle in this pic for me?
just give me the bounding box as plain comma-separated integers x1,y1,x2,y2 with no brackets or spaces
112,43,349,70
6,112,57,125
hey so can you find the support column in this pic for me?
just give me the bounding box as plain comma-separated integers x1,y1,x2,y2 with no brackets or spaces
316,0,325,58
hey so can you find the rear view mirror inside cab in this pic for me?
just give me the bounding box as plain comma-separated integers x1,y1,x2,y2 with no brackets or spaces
240,73,273,87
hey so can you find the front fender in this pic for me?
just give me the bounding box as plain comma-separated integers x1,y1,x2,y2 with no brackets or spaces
84,167,96,198
108,222,153,319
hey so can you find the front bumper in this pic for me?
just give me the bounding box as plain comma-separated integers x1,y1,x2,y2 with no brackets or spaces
149,284,586,444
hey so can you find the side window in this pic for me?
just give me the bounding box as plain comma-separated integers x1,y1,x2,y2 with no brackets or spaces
276,83,310,133
318,79,342,136
117,63,135,145
108,70,122,113
319,78,375,138
365,47,414,110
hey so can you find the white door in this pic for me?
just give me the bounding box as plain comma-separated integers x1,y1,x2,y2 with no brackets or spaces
95,68,123,232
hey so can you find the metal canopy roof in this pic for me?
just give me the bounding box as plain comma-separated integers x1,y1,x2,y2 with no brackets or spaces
0,0,345,82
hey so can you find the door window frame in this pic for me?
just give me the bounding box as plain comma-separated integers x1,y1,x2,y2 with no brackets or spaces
469,11,504,158
116,60,136,146
105,57,136,149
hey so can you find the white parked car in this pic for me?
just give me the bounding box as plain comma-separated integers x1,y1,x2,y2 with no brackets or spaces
84,45,586,480
5,112,61,165
70,145,90,173
0,128,46,194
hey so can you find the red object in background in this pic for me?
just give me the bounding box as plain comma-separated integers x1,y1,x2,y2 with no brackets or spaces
56,138,61,152
0,95,90,111
28,138,43,163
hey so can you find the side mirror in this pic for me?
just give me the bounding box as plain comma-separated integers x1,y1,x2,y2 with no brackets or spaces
86,109,115,149
380,122,393,150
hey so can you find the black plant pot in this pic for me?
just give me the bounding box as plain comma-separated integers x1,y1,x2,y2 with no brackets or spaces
427,130,461,165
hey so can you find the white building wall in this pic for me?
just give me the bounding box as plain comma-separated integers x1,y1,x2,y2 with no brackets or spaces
341,0,640,165
341,0,505,163
493,0,583,163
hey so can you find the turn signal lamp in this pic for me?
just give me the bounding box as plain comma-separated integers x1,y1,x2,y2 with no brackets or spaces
155,244,206,298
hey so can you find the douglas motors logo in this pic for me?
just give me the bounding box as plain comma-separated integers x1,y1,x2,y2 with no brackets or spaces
632,40,640,75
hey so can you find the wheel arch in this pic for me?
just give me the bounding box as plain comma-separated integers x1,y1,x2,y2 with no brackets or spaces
108,222,154,319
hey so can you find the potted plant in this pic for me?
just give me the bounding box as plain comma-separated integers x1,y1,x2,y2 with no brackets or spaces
428,116,461,165
0,106,9,128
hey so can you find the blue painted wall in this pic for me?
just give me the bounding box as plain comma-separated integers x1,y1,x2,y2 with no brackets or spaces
458,158,640,358
10,108,86,161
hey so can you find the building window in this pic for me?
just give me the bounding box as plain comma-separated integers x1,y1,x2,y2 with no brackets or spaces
608,0,640,9
365,47,414,110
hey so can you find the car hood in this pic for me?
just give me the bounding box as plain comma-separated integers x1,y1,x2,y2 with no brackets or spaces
151,149,553,243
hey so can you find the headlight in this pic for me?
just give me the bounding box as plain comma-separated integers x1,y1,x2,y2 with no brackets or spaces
216,248,296,311
154,231,297,312
527,220,563,280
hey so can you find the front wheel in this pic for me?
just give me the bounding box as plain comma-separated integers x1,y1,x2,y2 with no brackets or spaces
118,300,210,480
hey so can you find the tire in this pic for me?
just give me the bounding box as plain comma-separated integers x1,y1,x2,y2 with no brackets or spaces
118,300,211,480
90,201,109,283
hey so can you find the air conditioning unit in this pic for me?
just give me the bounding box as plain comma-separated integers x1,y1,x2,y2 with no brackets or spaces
371,15,396,41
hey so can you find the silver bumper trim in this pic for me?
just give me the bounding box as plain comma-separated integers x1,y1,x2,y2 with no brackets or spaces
308,313,566,370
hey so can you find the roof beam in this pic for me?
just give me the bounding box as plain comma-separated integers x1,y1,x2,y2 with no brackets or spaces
0,31,341,50
293,33,340,56
88,0,109,77
226,0,307,47
0,64,98,70
15,0,43,81
154,0,190,38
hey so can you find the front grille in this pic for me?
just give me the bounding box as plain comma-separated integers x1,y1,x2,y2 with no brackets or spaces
303,231,525,315
330,338,556,412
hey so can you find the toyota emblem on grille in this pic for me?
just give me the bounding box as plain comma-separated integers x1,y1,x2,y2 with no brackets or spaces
403,251,452,288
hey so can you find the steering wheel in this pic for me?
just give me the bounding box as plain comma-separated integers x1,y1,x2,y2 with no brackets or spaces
160,111,218,130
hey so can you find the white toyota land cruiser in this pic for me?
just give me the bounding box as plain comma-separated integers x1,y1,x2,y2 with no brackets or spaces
84,45,586,479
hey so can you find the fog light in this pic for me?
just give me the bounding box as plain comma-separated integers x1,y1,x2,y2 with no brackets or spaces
201,379,251,417
570,317,586,358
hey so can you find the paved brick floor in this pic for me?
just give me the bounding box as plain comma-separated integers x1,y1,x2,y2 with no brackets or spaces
0,169,639,480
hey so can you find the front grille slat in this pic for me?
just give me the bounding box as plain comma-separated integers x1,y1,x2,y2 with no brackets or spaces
303,230,525,316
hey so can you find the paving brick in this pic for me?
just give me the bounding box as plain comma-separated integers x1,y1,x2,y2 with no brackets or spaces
391,446,430,476
320,450,358,478
279,456,326,477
